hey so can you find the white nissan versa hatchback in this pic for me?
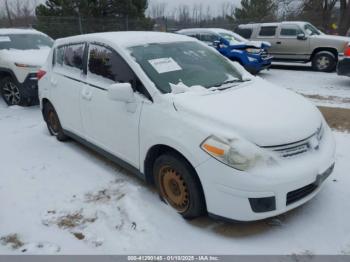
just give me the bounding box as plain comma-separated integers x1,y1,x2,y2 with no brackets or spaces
38,32,336,222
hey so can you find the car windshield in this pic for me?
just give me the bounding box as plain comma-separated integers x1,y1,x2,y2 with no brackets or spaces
129,41,243,94
0,34,53,50
219,31,247,43
304,24,321,36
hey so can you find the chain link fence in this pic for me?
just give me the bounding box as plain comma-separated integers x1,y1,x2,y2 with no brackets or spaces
0,16,243,39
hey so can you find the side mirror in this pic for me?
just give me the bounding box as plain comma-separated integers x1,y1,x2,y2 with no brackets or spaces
108,83,135,103
297,33,307,40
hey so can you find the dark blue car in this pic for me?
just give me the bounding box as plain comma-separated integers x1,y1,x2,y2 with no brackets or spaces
177,28,273,74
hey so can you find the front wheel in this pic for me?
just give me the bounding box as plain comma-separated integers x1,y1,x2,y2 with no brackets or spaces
312,51,336,72
153,153,206,219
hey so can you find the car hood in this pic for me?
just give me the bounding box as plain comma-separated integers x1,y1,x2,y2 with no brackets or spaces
312,34,350,43
173,78,322,147
0,48,50,67
225,38,270,50
245,41,271,49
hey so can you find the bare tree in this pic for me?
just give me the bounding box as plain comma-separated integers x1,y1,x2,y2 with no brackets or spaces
338,0,350,35
5,0,13,26
147,2,167,18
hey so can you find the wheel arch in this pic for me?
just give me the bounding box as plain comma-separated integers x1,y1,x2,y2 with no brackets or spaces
0,68,17,82
311,47,338,61
41,98,53,120
144,144,207,212
144,144,201,185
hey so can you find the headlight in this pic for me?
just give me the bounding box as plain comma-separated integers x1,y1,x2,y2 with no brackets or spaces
246,48,261,54
201,136,277,171
14,63,39,68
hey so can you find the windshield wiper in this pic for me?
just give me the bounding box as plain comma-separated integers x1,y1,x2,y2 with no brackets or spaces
211,79,244,90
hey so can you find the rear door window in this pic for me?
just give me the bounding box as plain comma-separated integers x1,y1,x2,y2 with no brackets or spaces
87,43,150,98
259,26,277,37
64,44,85,71
54,43,85,74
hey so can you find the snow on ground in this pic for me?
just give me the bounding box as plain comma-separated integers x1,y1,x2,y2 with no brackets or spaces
0,67,350,255
261,63,350,109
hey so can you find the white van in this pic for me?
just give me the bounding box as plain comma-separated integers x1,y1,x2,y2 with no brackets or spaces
38,32,336,222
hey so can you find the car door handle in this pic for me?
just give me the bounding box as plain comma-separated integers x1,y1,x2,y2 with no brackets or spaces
82,90,92,101
276,41,282,45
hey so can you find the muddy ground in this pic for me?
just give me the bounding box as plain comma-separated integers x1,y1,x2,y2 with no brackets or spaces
319,106,350,132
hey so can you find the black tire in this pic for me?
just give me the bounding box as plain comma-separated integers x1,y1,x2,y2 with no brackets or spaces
312,51,337,72
153,153,206,219
0,76,24,106
43,102,68,142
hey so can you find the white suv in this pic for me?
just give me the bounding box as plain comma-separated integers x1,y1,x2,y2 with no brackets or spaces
0,28,53,106
39,32,336,222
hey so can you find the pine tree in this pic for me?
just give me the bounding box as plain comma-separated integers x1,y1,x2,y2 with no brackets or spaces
35,0,153,38
233,0,278,23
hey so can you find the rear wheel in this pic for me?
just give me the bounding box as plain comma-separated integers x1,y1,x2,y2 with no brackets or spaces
312,51,336,72
0,77,22,106
43,102,68,142
153,153,206,219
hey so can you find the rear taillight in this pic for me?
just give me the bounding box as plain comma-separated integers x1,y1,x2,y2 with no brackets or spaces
344,43,350,57
37,70,46,80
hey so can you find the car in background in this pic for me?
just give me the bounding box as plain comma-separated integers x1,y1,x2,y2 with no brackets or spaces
0,28,53,106
337,44,350,76
177,28,273,74
236,22,350,72
39,31,335,222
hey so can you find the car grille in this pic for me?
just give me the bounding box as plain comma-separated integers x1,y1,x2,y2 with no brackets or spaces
261,50,269,59
286,183,318,205
262,126,323,158
265,139,311,158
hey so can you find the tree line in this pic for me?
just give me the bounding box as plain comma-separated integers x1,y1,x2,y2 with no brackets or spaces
0,0,349,37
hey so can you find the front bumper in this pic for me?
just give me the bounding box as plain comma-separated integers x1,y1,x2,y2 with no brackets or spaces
19,73,39,104
196,126,336,222
244,55,273,74
337,58,350,77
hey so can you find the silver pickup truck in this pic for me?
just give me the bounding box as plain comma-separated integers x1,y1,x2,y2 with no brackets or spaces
236,21,350,72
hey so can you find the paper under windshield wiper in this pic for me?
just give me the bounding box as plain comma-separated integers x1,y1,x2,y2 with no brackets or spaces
211,79,243,90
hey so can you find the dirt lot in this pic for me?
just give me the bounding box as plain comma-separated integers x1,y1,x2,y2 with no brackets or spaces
319,106,350,132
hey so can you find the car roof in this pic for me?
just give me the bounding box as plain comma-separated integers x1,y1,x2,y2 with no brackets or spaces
177,28,235,35
239,21,307,28
0,28,46,35
55,31,195,48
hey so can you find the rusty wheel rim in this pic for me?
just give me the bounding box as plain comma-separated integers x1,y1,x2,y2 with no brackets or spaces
158,166,190,213
48,111,59,135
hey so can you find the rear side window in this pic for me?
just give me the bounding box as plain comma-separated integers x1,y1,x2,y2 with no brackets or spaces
54,43,85,71
236,28,252,39
259,26,277,37
280,26,303,37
